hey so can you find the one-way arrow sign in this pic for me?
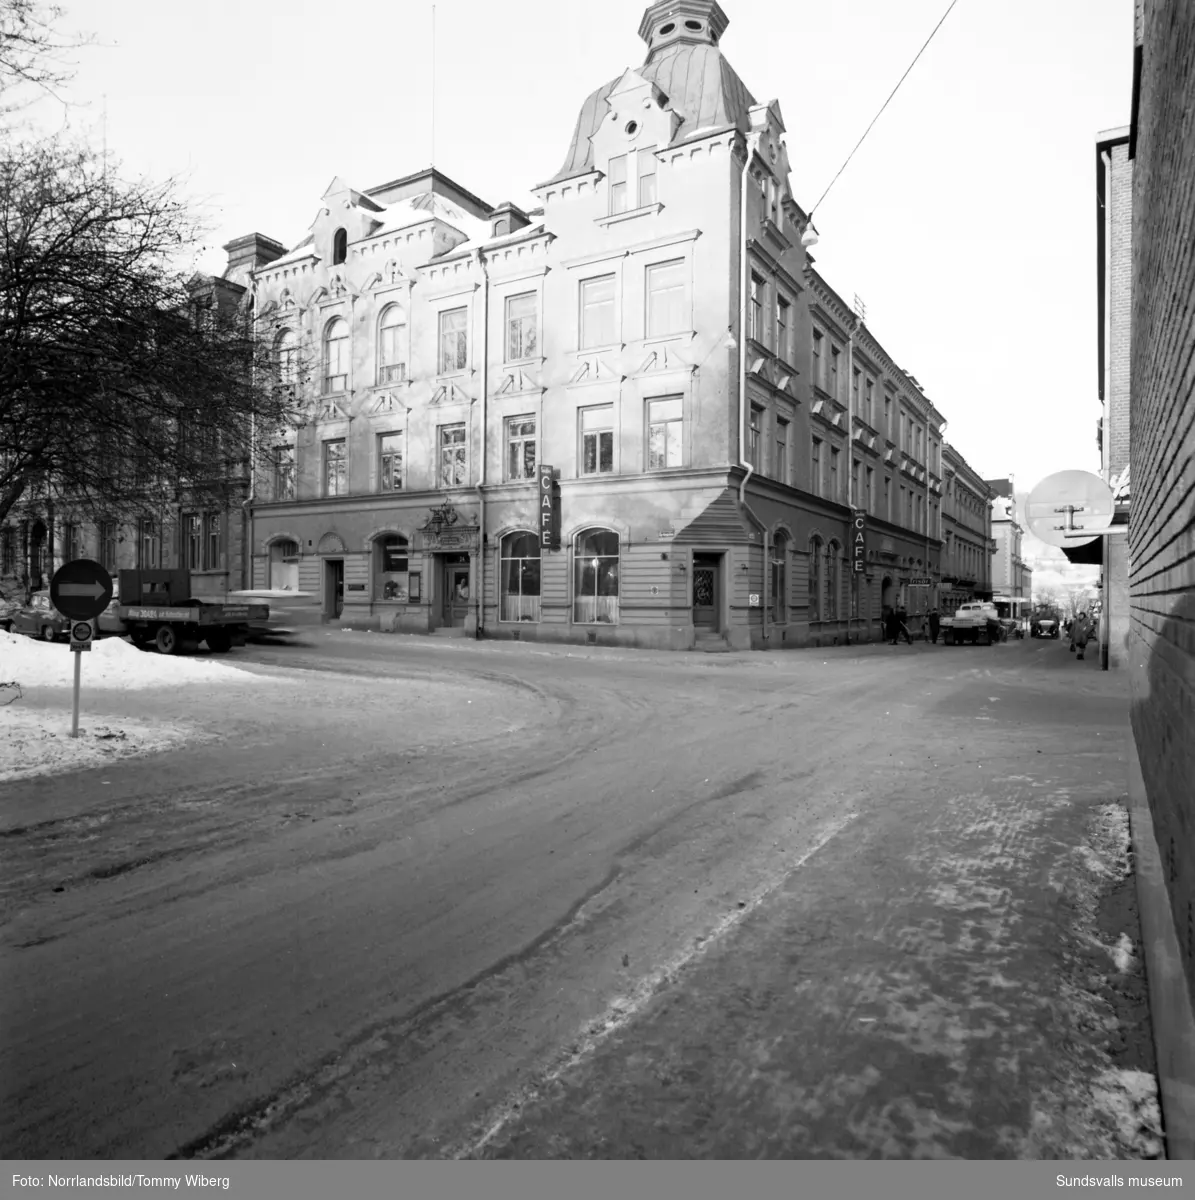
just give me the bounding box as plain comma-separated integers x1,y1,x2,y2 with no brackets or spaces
50,559,114,621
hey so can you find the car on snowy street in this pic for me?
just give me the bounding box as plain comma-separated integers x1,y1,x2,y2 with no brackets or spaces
8,592,70,642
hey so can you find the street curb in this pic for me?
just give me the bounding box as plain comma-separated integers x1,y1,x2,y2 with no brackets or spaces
1125,726,1195,1161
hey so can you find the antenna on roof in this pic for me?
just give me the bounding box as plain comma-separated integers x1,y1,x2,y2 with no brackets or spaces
853,293,866,323
431,4,437,168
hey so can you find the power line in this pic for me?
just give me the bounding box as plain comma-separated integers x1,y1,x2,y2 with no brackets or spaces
808,0,961,222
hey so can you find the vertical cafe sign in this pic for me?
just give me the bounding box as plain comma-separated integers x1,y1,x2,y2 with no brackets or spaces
538,464,560,551
851,509,868,574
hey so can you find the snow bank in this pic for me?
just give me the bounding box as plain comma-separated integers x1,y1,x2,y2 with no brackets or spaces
0,707,202,782
0,630,272,690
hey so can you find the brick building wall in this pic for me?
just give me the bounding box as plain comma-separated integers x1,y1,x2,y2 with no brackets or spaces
1128,0,1195,1006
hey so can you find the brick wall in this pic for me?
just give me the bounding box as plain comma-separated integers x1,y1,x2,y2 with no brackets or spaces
1107,142,1133,477
1128,0,1195,1006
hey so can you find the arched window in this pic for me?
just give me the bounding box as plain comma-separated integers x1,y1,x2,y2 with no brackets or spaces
825,541,840,621
573,528,620,624
332,228,347,265
275,328,297,387
323,318,348,393
269,538,300,590
770,531,788,624
378,306,407,384
808,537,822,622
374,534,409,601
500,531,541,622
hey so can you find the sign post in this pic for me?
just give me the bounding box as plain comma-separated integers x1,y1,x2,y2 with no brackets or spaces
50,560,113,740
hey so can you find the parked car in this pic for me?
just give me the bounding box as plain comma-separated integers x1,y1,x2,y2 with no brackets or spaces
95,591,129,638
1032,619,1060,639
0,595,21,633
8,592,70,642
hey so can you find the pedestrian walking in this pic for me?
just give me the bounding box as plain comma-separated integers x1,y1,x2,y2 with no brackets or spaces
1073,611,1091,660
884,606,899,645
896,605,913,645
1068,614,1079,653
929,608,941,644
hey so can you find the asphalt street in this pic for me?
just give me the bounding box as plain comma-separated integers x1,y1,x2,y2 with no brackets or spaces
0,630,1161,1159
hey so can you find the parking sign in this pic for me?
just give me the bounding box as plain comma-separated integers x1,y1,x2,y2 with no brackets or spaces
69,620,94,652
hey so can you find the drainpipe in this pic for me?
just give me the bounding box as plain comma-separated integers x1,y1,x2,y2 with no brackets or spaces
242,409,256,591
845,317,857,644
476,246,489,638
737,130,768,642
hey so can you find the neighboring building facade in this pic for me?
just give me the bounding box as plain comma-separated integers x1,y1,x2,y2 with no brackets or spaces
939,445,994,613
1127,0,1195,1011
1095,126,1133,669
987,480,1032,625
0,239,283,602
243,0,958,650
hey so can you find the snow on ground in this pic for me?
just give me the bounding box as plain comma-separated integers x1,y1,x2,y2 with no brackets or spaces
1,630,272,781
0,707,203,783
0,630,272,690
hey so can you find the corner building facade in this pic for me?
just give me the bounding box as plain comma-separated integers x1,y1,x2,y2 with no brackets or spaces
246,1,953,649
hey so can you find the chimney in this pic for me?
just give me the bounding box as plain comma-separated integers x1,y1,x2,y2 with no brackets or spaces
489,201,532,239
223,233,287,286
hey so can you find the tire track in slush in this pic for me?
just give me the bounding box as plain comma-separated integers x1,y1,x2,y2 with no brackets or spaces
446,810,860,1160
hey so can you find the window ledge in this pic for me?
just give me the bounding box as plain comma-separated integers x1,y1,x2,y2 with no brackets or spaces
642,330,696,347
573,342,625,356
596,203,664,228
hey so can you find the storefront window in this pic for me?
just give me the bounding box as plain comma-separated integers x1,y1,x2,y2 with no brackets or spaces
375,534,410,601
500,531,540,622
573,528,619,624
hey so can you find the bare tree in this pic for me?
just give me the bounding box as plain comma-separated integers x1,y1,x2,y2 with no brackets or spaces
0,0,88,113
0,135,294,530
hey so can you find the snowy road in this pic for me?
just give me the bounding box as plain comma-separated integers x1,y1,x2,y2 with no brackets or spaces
0,632,1161,1158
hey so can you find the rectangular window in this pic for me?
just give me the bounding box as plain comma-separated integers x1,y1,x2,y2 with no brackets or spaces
100,521,118,572
505,292,538,362
438,307,468,374
323,438,347,497
830,446,840,501
378,318,406,383
776,417,789,484
273,444,295,501
580,405,614,475
866,466,874,513
884,475,891,519
205,513,221,571
439,423,467,488
580,274,616,349
852,368,860,412
378,432,403,491
749,273,765,344
865,378,874,424
506,416,537,480
885,394,892,439
830,346,840,399
63,523,83,562
812,437,823,497
1,528,13,575
138,519,159,569
749,405,764,470
608,154,628,214
812,329,823,389
646,259,686,338
647,397,683,470
184,514,202,570
777,296,791,363
852,458,860,507
637,147,658,207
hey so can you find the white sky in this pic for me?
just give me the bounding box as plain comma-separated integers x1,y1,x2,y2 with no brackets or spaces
37,0,1133,496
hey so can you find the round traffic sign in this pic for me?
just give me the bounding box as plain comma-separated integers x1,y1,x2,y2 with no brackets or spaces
71,621,93,642
50,559,114,621
1025,471,1114,549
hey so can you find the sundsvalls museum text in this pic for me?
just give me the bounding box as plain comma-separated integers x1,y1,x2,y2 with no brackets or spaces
11,1176,229,1190
1056,1176,1185,1188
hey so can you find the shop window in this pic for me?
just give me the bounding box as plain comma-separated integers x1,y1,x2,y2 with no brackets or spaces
269,539,299,591
375,534,409,601
771,531,788,623
573,528,620,625
500,531,541,622
809,536,822,621
824,541,840,620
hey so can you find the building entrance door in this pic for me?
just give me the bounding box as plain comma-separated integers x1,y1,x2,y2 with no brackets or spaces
441,555,470,627
692,553,721,631
324,558,344,619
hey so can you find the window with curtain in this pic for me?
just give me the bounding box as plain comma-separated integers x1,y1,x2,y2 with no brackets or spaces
374,534,409,600
323,318,349,393
378,306,407,383
505,292,538,361
645,259,686,337
770,531,788,623
573,528,619,624
500,531,541,622
809,537,822,621
580,275,616,349
647,397,682,469
824,542,839,620
439,308,468,374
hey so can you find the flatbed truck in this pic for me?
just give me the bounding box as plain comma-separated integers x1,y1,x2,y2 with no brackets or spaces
114,569,268,655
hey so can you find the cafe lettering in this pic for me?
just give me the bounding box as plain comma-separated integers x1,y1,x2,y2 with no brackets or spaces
851,510,868,574
538,464,560,551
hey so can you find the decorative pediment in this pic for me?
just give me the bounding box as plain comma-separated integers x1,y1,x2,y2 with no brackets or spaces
568,353,624,387
370,392,405,416
496,366,545,396
316,395,352,423
316,532,346,555
431,379,473,406
636,343,695,378
419,501,461,533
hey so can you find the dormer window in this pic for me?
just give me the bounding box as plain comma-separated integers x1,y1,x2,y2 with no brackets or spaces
332,228,347,265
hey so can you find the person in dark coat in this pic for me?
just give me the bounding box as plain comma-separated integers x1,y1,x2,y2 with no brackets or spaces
884,607,899,645
928,608,941,644
896,605,913,644
1072,611,1092,660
